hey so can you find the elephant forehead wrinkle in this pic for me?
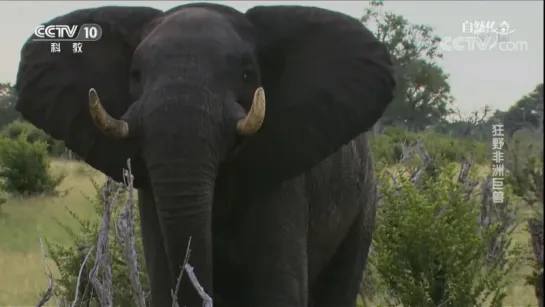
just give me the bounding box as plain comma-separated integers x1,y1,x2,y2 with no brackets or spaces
142,8,240,49
166,7,228,25
155,8,233,37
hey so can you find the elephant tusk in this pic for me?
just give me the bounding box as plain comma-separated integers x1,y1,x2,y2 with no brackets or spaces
236,87,266,136
88,88,130,139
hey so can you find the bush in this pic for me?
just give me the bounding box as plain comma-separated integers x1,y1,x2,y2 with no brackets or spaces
0,133,64,195
368,158,521,307
424,132,488,164
1,120,66,156
369,128,489,165
503,138,544,305
47,177,149,306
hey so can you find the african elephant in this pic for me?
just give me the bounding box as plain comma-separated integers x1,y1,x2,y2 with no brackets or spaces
14,3,395,307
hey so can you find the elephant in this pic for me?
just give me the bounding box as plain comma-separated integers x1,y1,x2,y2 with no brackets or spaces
14,3,395,307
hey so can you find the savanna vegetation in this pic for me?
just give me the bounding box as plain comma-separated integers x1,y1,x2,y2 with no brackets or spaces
0,1,542,306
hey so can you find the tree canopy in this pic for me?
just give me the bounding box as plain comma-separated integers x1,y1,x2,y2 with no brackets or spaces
361,0,454,132
0,82,20,129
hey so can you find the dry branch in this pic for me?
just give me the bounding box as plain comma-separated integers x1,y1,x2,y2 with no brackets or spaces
185,263,214,307
71,246,94,307
116,159,147,307
171,237,192,307
88,178,121,307
61,159,214,307
36,237,59,307
168,236,214,307
377,141,436,201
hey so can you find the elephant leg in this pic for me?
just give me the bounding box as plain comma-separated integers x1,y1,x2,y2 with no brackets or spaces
237,178,309,307
309,208,372,307
138,188,171,307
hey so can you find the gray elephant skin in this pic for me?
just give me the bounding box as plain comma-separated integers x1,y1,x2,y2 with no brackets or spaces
14,3,395,307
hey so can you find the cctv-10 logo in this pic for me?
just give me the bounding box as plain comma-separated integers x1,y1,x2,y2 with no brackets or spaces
33,24,103,42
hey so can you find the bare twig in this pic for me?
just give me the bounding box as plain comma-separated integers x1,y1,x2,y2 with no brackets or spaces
453,105,492,138
71,246,94,307
171,237,193,307
169,236,214,307
36,237,59,307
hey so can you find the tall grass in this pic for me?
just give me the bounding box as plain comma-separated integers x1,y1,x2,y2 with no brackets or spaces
0,161,100,305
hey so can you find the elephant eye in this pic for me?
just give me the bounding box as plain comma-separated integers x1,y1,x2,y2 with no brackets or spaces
130,70,141,83
241,71,253,82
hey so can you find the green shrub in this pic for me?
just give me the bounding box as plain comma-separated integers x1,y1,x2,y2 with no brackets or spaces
0,133,64,195
369,134,402,164
47,178,149,306
2,120,49,142
1,120,66,156
369,128,489,165
369,162,520,307
503,138,544,304
504,138,544,204
425,132,488,164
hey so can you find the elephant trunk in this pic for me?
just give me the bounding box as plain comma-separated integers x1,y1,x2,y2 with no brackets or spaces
86,85,267,305
143,90,221,305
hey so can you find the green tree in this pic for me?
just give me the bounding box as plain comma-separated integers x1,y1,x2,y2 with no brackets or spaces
433,105,494,141
0,82,21,129
0,133,63,195
362,0,454,132
499,83,543,136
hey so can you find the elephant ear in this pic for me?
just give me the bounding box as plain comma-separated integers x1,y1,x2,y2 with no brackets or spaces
15,6,162,187
237,6,396,185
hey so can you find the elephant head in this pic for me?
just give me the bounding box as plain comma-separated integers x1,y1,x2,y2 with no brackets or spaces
15,3,395,305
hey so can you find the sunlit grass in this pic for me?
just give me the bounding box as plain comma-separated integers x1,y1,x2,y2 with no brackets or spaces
0,160,102,306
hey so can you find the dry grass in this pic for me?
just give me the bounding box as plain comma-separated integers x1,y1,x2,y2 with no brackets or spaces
0,160,539,306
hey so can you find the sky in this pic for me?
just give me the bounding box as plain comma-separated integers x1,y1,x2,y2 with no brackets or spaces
0,1,543,115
